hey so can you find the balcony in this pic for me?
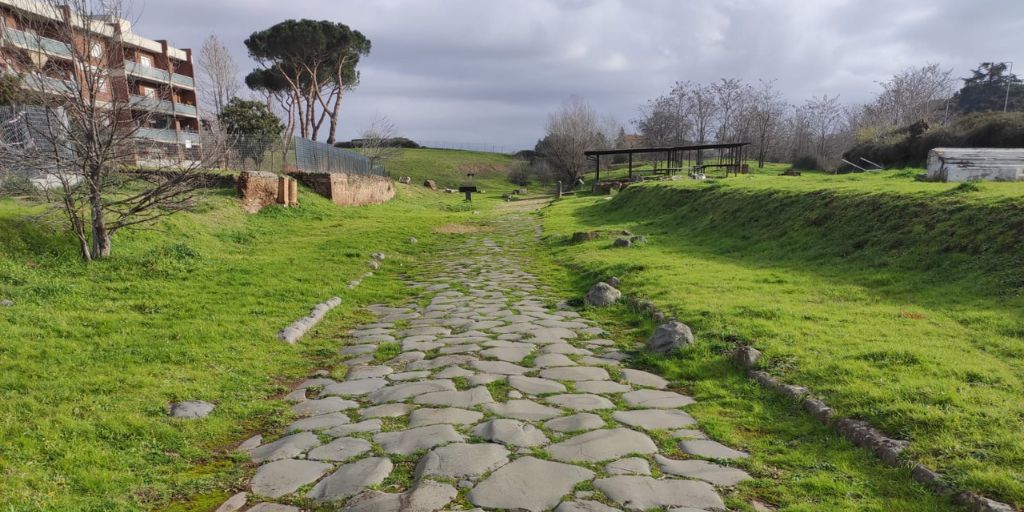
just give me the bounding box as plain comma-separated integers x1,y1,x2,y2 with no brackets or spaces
135,127,201,144
2,27,73,59
21,73,77,95
130,95,197,118
125,60,195,89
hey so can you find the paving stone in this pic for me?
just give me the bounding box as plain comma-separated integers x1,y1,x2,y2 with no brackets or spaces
621,389,696,408
540,367,610,381
555,500,622,512
524,326,578,342
341,344,377,355
388,370,432,381
544,413,607,433
402,334,438,343
373,424,464,455
169,400,215,419
247,503,302,512
298,377,337,389
678,439,750,460
547,428,658,463
585,338,616,346
214,491,247,512
545,393,616,411
367,380,456,403
291,397,358,417
479,345,535,363
386,351,426,365
473,418,549,446
415,442,510,479
414,387,495,407
248,432,321,463
438,344,481,354
574,380,632,394
251,459,332,498
286,412,351,433
508,375,567,394
670,428,709,440
541,343,593,356
408,355,478,371
619,369,669,389
345,355,375,366
307,457,393,502
605,457,651,476
577,356,622,367
326,419,383,436
434,366,475,378
470,360,530,375
361,403,415,419
467,456,594,512
283,388,307,402
408,407,484,427
404,340,445,351
613,409,697,430
485,399,563,421
322,378,388,396
467,373,505,386
307,436,372,461
238,435,262,451
593,476,725,511
532,353,578,368
654,454,751,486
342,480,458,512
399,327,451,337
346,366,394,380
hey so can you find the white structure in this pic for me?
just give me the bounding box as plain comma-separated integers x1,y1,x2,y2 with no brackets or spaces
926,147,1024,182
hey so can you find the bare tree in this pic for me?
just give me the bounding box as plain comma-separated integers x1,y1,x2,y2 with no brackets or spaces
802,94,845,165
537,96,607,185
359,113,400,169
197,34,240,119
747,80,786,167
711,78,749,142
634,93,688,147
857,63,955,140
0,0,223,261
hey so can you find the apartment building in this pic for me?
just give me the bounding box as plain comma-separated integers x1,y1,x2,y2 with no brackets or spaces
0,0,200,157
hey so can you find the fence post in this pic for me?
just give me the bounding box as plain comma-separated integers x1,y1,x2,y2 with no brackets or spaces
557,180,562,199
289,178,298,206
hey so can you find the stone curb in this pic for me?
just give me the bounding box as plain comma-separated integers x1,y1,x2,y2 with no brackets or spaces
621,292,1015,512
731,346,1015,512
278,297,342,344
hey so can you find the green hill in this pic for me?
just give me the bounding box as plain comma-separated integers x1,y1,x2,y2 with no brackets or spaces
387,148,518,192
540,169,1024,506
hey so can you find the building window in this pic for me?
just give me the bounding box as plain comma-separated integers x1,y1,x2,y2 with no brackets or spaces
97,77,108,92
89,42,103,59
139,54,153,67
141,86,156,98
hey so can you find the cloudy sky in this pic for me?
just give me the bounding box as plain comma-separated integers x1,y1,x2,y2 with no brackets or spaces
133,0,1024,149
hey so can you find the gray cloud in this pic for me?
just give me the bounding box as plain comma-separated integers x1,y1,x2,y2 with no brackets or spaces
132,0,1024,149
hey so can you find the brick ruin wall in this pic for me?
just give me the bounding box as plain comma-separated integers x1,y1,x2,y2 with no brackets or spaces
290,172,395,207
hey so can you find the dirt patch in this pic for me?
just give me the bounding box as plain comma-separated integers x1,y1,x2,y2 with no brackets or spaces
434,223,493,234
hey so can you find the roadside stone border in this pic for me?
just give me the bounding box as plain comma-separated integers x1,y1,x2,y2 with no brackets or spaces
622,291,1015,512
278,296,343,344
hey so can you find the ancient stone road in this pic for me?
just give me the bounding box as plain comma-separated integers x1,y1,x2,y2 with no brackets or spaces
224,207,752,512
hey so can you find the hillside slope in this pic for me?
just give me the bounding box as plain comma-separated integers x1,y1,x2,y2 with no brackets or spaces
541,170,1024,506
387,148,517,192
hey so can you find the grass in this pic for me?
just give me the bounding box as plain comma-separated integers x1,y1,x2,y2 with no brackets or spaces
0,148,517,511
538,167,1024,507
387,147,517,192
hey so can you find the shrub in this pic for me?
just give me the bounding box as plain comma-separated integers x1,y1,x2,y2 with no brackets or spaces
792,155,821,171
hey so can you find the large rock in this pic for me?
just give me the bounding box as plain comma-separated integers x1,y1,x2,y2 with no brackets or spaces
398,176,412,184
584,282,621,307
467,456,594,511
645,320,694,353
424,179,437,190
251,459,332,498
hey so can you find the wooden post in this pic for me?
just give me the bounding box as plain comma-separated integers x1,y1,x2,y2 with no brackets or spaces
628,152,633,179
278,176,289,206
288,178,298,206
556,180,563,199
593,155,600,193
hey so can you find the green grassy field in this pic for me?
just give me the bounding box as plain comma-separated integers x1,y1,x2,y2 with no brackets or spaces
539,168,1024,508
0,149,518,511
387,148,517,191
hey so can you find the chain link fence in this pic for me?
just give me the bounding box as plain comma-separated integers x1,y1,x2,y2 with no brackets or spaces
292,136,385,176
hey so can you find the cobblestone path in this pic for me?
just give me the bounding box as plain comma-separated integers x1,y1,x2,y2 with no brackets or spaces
224,207,751,512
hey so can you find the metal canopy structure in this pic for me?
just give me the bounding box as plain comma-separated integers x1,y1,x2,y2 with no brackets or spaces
584,142,751,184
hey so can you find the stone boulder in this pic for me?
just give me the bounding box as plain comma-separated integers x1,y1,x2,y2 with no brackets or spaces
732,346,762,368
570,231,600,243
424,180,437,190
0,299,13,307
612,238,631,248
585,282,621,307
630,235,647,245
646,321,694,353
605,277,621,288
407,237,418,244
371,252,386,261
398,176,412,184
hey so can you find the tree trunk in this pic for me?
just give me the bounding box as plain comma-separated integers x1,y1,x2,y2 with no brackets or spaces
88,174,111,259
